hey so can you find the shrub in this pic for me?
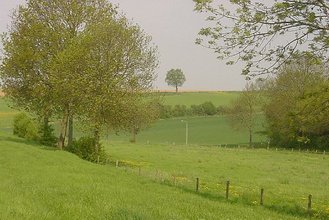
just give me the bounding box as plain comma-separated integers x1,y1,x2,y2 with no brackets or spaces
13,113,39,141
38,123,57,147
201,101,217,115
67,136,107,163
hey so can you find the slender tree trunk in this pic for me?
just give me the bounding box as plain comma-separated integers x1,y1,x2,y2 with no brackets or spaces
58,110,69,150
130,127,136,143
249,128,253,147
175,85,178,93
94,125,101,154
68,114,73,146
43,115,49,133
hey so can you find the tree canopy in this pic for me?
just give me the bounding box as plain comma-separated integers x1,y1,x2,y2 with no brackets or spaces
1,0,158,149
194,0,329,76
165,69,186,92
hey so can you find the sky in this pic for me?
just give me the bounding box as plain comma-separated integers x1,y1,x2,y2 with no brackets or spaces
0,0,247,91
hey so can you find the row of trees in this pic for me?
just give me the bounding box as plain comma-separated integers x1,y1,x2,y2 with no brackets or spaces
158,101,227,119
0,0,159,152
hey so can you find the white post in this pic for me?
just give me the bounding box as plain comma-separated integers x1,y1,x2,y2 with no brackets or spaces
181,120,188,145
186,121,188,145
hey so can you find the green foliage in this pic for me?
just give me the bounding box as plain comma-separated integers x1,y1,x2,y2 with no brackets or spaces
1,0,158,150
194,0,329,74
263,54,327,149
200,101,217,115
38,123,57,147
165,69,186,92
13,113,39,141
157,101,222,118
226,82,262,146
66,137,106,163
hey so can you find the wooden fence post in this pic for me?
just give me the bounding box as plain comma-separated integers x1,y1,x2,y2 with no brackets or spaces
196,178,199,192
226,180,230,200
308,194,312,215
260,188,264,206
116,160,119,168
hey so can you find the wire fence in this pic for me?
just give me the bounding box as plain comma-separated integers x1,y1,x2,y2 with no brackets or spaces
103,156,329,219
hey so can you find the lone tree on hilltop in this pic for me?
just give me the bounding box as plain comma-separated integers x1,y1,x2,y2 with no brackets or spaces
165,69,186,93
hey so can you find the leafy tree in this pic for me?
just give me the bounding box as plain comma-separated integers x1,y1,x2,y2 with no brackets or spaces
194,0,329,76
227,82,262,147
1,0,158,151
263,54,326,148
165,69,186,92
125,98,160,143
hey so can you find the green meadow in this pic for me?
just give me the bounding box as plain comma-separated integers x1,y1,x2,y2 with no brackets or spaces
1,93,329,219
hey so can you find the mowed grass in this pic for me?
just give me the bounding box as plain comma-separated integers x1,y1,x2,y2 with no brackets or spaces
0,134,305,220
162,91,240,106
105,142,329,219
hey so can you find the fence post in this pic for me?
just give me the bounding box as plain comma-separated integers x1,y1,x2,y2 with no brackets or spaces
260,188,264,206
226,180,230,200
97,156,100,164
116,160,119,168
308,194,312,215
196,178,199,192
324,151,326,155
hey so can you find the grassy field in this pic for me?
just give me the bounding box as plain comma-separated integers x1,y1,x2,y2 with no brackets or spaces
162,91,240,106
0,134,305,219
105,142,329,219
109,115,266,145
1,95,328,219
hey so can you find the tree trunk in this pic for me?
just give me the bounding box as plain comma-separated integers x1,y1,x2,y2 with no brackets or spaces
68,114,73,146
57,110,69,150
94,126,101,154
175,85,178,93
130,127,137,143
249,129,253,147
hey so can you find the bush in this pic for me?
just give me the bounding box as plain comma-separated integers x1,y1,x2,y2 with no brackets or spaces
38,123,57,147
13,113,39,141
201,101,217,115
67,137,107,163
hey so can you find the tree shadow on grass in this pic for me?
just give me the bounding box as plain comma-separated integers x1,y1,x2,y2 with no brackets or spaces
0,135,57,151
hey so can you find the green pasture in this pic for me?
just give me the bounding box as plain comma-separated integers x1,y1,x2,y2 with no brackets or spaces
1,96,328,219
109,115,266,145
161,91,240,106
0,134,304,219
105,142,329,219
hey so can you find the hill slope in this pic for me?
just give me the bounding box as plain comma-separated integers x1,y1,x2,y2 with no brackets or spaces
0,134,303,219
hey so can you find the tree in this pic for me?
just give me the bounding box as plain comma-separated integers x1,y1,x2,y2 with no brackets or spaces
165,69,186,92
227,82,262,147
1,0,118,148
125,98,160,143
1,0,158,151
194,0,329,76
263,54,326,148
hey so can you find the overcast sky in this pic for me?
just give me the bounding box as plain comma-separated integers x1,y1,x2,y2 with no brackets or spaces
0,0,247,91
